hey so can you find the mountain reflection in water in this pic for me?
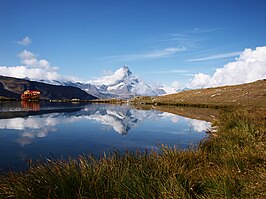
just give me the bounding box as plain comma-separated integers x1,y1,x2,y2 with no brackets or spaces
0,104,211,139
0,102,211,171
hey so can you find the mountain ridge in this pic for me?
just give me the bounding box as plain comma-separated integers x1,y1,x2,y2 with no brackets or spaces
0,66,179,100
0,75,97,100
65,66,167,99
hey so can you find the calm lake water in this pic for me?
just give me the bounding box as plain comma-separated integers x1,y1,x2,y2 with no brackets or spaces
0,101,211,171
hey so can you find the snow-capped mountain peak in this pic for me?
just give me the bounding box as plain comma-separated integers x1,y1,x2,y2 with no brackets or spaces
57,65,169,99
114,65,132,79
81,65,166,99
87,65,132,86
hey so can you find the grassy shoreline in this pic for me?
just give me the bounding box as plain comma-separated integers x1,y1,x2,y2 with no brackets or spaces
0,107,265,198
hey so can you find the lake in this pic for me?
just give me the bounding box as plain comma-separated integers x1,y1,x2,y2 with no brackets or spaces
0,101,211,171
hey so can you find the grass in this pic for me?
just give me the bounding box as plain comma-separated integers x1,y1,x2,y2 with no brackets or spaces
0,108,265,198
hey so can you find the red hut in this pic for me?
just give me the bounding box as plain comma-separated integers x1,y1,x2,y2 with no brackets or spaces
21,90,41,101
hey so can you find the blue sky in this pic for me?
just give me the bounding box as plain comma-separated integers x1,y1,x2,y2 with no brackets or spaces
0,0,266,86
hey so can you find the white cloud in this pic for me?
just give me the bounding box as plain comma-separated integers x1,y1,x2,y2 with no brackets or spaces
189,73,211,88
132,81,154,96
103,47,186,61
189,46,266,88
0,65,60,81
18,50,57,70
102,69,114,76
171,81,181,88
189,119,211,132
157,34,200,49
147,69,187,74
18,50,37,66
16,36,32,46
188,51,241,62
193,27,222,33
160,112,180,123
160,81,184,94
0,50,78,82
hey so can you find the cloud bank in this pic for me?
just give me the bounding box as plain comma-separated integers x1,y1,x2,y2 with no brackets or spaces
189,46,266,88
0,50,78,82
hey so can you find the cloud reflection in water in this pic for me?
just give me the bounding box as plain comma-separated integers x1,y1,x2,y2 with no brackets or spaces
0,105,211,147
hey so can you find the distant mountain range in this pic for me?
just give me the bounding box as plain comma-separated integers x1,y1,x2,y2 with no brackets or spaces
0,66,184,100
41,66,176,99
0,75,97,100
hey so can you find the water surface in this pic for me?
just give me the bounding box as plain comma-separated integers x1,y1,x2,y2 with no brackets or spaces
0,102,211,171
